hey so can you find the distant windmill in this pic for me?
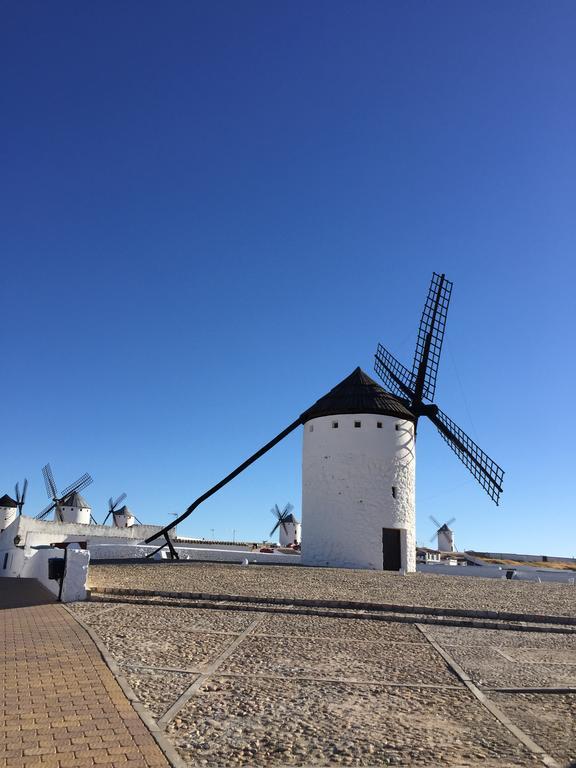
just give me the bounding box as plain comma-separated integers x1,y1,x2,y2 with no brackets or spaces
36,463,94,523
270,503,301,546
15,479,28,516
429,515,456,552
103,493,142,528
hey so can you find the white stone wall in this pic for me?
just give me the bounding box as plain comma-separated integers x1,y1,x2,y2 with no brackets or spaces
113,512,135,528
301,413,416,572
438,530,455,552
0,505,17,532
59,505,91,525
279,521,301,546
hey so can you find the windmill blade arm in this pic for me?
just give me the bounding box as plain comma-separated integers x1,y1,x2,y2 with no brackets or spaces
430,408,504,505
36,502,56,520
102,511,112,525
112,493,127,510
374,344,415,400
412,273,453,402
42,464,57,499
269,521,280,538
60,473,93,500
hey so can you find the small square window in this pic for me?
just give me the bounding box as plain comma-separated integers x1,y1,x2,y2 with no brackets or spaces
309,424,314,432
395,424,400,431
391,486,397,499
377,422,383,429
354,421,361,428
332,421,339,429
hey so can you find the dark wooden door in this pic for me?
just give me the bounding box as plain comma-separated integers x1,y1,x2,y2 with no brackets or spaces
382,528,401,571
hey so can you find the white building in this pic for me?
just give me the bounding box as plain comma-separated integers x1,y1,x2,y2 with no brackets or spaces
300,367,416,572
278,513,301,547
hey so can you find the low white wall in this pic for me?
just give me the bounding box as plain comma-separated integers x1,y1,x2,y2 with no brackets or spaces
90,544,301,565
418,563,576,583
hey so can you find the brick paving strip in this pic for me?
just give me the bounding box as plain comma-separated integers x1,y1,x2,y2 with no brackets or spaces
0,579,181,768
416,623,561,768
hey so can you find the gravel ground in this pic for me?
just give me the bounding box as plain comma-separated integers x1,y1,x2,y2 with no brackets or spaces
447,646,576,689
427,625,576,649
125,669,196,719
92,625,233,670
89,562,576,618
490,693,576,766
67,599,574,766
87,602,256,635
254,613,424,642
220,634,457,684
167,677,535,767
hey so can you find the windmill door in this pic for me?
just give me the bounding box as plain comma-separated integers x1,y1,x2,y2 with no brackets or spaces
382,528,401,571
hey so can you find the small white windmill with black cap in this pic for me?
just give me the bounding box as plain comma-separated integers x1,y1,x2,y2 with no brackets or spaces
103,493,143,528
36,463,95,524
430,515,456,552
270,503,301,546
1,479,28,532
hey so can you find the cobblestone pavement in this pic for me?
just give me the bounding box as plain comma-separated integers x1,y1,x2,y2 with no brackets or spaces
89,562,576,618
69,596,576,767
0,579,169,768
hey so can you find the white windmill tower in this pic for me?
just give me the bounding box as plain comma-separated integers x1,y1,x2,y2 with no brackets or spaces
143,273,504,571
36,463,94,524
430,515,456,552
103,493,142,528
0,494,19,532
270,503,301,547
300,368,417,570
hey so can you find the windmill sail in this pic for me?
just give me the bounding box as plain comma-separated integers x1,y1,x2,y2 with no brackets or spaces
411,272,453,402
374,344,414,401
431,408,504,505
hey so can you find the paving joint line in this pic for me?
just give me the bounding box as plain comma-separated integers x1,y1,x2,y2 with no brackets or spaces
119,661,462,688
62,602,187,768
416,622,560,768
157,616,265,727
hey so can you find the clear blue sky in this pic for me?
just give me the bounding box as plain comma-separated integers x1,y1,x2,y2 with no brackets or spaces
2,1,575,554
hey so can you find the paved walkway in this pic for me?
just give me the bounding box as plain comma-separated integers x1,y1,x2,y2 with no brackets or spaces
0,579,169,767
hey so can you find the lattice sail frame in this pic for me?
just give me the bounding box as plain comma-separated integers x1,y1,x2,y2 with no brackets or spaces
374,344,414,401
412,272,453,402
434,408,504,505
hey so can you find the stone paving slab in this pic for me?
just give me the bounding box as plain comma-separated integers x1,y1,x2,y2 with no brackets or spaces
167,677,536,767
490,693,576,766
0,579,170,768
220,634,458,684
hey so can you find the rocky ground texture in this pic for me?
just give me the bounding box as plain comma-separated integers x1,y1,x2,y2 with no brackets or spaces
70,573,576,766
89,561,576,618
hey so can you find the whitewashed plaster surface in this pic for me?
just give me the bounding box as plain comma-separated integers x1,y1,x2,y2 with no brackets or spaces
0,504,17,531
279,521,301,547
301,413,416,572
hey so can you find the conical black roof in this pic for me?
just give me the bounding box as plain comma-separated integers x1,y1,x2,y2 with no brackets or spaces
113,505,133,516
300,367,415,423
61,491,91,508
438,523,453,533
0,494,18,508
